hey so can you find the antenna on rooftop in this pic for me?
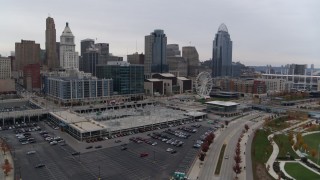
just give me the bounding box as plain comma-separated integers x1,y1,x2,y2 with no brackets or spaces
136,40,137,53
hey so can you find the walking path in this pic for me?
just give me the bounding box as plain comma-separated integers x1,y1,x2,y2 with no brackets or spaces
265,119,316,180
0,139,14,180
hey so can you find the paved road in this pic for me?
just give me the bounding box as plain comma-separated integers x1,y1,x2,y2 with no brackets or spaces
198,112,264,180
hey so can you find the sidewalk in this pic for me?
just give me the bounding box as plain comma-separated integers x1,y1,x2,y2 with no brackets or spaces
0,149,14,180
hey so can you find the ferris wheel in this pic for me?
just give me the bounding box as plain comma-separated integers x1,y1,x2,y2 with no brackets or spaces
195,72,213,98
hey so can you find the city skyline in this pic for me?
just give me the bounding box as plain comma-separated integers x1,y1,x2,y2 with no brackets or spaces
0,0,319,67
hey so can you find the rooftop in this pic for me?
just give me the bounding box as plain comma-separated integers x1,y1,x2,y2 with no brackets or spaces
205,101,239,107
51,111,106,133
218,23,228,33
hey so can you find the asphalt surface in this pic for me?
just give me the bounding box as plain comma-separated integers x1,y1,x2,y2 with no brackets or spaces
0,121,212,180
198,112,264,180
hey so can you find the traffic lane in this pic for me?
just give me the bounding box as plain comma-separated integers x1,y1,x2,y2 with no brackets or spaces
220,120,256,180
198,114,259,179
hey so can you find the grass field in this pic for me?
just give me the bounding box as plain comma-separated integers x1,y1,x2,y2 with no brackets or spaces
303,132,320,165
265,116,290,131
284,162,320,180
215,144,226,175
273,134,299,159
251,129,273,180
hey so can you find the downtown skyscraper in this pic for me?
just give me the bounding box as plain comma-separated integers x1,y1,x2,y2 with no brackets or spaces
144,29,168,78
212,24,233,77
45,17,58,70
59,22,79,69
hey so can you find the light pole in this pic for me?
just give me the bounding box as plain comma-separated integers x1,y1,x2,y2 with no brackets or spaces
98,165,101,180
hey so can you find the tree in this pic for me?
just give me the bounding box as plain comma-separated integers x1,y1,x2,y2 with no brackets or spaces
293,144,299,151
1,159,12,176
232,163,242,178
288,132,294,141
201,142,209,152
244,124,249,131
0,141,10,155
303,143,308,153
310,149,317,158
205,135,213,145
234,154,242,164
290,139,295,146
225,121,229,126
199,152,206,161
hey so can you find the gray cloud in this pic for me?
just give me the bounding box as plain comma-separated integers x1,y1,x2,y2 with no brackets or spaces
0,0,319,67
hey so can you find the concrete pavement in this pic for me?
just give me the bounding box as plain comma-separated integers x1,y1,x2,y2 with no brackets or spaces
0,143,14,180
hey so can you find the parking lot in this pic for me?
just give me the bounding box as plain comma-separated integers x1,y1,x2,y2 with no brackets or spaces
0,120,217,180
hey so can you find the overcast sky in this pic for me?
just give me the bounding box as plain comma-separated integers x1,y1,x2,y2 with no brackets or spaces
1,0,319,67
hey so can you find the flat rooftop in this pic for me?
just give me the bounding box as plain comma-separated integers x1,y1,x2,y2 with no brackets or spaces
83,105,206,131
205,101,239,107
51,111,106,133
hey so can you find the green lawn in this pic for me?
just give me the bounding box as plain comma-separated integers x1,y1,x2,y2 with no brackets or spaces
303,133,320,165
284,162,320,180
252,130,273,163
251,129,273,180
273,134,299,159
215,144,226,175
265,116,290,131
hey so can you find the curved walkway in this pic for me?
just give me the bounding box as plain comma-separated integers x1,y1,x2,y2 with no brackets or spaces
0,138,14,180
265,119,314,179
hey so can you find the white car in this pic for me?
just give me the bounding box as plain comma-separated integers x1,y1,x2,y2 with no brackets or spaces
50,141,57,145
166,148,173,152
27,151,36,155
152,142,158,146
21,142,29,145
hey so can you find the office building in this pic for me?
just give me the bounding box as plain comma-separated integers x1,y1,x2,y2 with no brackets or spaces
80,39,95,56
23,63,41,91
167,56,188,77
0,57,11,79
45,17,58,70
127,52,144,65
81,48,99,76
96,61,144,95
167,44,180,57
15,40,40,71
44,71,113,105
145,29,168,78
59,22,79,69
212,24,233,77
182,46,199,77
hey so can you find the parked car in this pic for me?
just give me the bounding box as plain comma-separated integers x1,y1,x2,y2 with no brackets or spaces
121,147,128,151
71,152,80,156
140,153,148,157
85,146,93,149
26,151,36,155
35,164,45,168
95,145,102,149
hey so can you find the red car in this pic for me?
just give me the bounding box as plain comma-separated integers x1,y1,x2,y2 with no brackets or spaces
140,153,148,157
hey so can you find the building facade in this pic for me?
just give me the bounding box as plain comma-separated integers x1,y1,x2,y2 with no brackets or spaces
80,39,95,56
0,57,11,79
182,46,199,77
145,29,168,78
167,44,181,57
15,40,40,71
60,23,79,69
96,62,144,95
212,24,232,77
45,17,58,70
167,56,188,77
127,52,144,65
23,63,41,91
45,76,112,104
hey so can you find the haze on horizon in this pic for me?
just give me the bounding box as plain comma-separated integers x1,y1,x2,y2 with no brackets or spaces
0,0,319,67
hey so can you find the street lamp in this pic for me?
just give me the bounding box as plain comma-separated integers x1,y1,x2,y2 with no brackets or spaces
98,165,101,180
